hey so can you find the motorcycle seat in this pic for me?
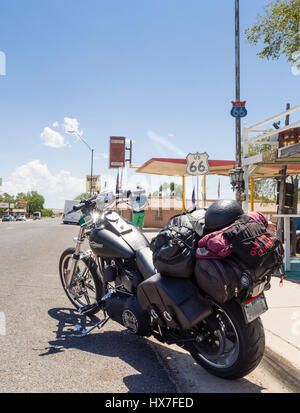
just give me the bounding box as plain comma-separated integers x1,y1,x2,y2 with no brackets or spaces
136,247,157,280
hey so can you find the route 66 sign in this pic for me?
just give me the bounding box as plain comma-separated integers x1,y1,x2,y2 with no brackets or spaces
186,152,209,176
231,101,247,118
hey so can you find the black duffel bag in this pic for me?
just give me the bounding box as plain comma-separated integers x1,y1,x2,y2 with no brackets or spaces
194,256,245,304
150,207,206,278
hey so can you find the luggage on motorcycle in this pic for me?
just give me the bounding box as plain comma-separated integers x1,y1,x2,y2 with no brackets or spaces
137,273,212,330
223,214,284,280
194,257,246,304
150,206,206,278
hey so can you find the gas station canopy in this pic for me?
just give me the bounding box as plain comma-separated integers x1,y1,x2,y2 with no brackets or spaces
136,157,300,178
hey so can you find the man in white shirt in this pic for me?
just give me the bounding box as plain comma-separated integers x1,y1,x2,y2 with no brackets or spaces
129,185,148,231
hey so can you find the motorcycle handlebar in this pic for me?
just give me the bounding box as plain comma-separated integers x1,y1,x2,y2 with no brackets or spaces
71,195,97,213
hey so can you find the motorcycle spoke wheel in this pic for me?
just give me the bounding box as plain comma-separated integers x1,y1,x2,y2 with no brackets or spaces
59,248,105,315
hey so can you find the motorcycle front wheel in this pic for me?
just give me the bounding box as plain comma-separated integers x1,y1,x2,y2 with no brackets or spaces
59,248,105,316
183,300,265,380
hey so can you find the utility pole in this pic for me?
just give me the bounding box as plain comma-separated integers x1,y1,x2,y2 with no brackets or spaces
235,0,242,204
68,130,94,197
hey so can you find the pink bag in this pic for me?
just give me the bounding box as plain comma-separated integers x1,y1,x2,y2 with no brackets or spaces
196,212,268,260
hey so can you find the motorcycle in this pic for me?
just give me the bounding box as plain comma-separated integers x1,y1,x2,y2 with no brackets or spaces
59,192,270,380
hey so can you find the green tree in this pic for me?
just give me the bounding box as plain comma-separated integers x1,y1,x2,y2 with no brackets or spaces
26,191,45,214
254,179,277,203
0,193,15,214
41,208,54,217
170,182,175,196
75,192,90,201
245,0,300,62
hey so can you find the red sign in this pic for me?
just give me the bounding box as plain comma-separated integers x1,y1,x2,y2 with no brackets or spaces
231,101,246,107
17,201,27,206
109,137,126,168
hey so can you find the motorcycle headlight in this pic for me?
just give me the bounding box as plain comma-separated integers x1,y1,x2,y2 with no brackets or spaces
91,212,100,223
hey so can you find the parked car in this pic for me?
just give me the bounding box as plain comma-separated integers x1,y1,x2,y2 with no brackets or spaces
16,215,26,221
297,230,300,254
2,214,14,222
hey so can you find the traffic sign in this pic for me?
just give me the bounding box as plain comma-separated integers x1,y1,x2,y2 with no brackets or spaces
186,152,210,176
0,203,9,208
231,101,247,118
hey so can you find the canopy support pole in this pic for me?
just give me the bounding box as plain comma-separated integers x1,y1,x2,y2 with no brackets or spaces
182,175,186,211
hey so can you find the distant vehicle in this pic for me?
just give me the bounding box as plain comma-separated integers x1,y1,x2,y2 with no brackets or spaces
16,215,26,221
33,212,41,220
62,200,82,224
2,214,14,222
51,215,55,218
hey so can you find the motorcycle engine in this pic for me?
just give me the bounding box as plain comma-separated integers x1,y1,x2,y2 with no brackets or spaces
105,294,150,336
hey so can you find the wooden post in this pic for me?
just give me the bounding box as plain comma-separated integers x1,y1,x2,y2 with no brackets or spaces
277,103,290,242
291,177,298,256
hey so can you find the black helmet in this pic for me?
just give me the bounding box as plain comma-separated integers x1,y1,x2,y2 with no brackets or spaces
205,199,244,232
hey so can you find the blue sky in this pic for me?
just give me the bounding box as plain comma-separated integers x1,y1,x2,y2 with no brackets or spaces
0,0,299,208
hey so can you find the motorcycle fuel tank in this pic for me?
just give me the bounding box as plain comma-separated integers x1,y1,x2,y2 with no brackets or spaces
89,213,149,258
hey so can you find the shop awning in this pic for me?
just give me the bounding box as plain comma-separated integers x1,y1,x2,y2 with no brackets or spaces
136,158,235,177
136,157,300,178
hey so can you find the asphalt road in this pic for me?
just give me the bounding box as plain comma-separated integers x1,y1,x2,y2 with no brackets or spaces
0,219,293,393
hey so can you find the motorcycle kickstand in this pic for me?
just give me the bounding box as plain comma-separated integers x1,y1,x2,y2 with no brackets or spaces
75,315,110,337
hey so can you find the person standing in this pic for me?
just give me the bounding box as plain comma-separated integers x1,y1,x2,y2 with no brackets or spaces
130,185,148,232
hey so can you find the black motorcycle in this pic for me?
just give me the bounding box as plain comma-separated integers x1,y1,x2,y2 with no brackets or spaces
59,192,269,380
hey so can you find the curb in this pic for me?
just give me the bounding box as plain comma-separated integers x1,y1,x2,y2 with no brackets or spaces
264,329,300,392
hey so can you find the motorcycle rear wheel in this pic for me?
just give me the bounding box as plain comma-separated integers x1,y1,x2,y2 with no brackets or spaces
59,248,105,315
184,299,265,380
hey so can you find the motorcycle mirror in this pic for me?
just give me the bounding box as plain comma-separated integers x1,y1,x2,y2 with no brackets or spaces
96,191,116,210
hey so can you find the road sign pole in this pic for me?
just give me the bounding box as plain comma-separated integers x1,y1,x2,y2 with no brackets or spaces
90,149,94,196
235,0,242,204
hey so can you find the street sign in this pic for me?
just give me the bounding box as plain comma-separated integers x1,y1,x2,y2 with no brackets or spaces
17,201,27,207
0,203,9,208
186,152,210,176
86,175,100,193
231,101,247,118
9,203,15,209
109,137,126,168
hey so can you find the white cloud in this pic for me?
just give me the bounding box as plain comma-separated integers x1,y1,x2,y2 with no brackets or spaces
1,160,85,208
52,121,59,128
63,117,81,134
40,127,67,149
168,133,175,137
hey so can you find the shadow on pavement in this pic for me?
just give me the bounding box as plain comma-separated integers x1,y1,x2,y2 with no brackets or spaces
43,307,266,394
42,308,176,393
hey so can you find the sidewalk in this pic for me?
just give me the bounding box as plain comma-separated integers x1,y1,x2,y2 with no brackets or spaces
261,275,300,388
143,229,300,387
